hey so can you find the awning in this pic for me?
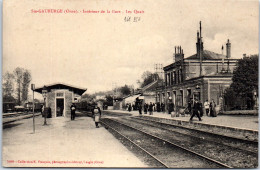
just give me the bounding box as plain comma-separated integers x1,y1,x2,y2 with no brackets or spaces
138,96,145,99
124,94,141,103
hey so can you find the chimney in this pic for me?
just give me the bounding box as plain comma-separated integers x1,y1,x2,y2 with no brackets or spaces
196,31,199,55
226,39,231,58
175,45,184,62
226,39,231,72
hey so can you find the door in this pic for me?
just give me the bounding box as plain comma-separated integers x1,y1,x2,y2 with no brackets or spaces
56,99,64,117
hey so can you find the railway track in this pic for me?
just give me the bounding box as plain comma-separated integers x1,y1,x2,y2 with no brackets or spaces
101,118,232,168
3,112,30,118
3,112,41,124
129,116,258,154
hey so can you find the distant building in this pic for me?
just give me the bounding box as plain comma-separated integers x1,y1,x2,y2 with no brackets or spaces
156,22,238,111
35,83,87,118
140,79,161,104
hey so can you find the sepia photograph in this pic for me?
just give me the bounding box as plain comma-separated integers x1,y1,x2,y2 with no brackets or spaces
2,0,259,168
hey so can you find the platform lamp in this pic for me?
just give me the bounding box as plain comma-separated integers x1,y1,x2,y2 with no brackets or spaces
42,86,48,126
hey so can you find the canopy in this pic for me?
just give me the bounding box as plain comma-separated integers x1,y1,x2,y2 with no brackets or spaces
124,94,141,103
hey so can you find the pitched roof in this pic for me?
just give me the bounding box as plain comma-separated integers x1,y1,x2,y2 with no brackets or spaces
185,50,225,60
141,79,160,92
34,82,87,95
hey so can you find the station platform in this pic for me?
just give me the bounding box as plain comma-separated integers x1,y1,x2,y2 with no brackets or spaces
2,115,147,168
104,109,258,141
105,109,258,131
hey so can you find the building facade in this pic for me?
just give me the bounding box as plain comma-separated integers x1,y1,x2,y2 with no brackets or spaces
35,83,87,118
156,22,238,111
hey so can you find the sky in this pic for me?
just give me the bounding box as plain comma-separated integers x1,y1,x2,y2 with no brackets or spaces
3,0,259,99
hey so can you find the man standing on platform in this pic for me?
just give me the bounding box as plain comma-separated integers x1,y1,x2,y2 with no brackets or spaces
148,102,153,115
190,98,202,121
204,99,210,116
168,102,174,115
70,103,76,120
138,103,142,115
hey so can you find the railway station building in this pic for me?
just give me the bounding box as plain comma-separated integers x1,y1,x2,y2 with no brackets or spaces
35,83,87,118
156,22,238,111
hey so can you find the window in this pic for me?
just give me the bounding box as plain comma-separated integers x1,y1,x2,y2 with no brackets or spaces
56,93,64,97
180,69,183,82
180,90,184,106
177,70,180,83
171,72,173,85
168,73,171,86
174,71,176,84
164,74,167,86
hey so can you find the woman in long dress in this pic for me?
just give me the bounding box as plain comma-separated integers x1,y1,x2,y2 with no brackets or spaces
93,104,101,128
210,99,216,117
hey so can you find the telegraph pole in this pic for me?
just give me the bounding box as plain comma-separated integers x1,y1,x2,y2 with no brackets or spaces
31,84,35,133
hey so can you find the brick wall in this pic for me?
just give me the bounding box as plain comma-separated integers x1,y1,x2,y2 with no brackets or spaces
47,91,55,118
65,91,73,118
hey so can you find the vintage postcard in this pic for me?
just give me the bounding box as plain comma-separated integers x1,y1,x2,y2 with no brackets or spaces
2,0,259,168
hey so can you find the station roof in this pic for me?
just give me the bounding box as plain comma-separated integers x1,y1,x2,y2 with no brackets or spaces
34,82,87,96
141,79,161,92
185,50,225,60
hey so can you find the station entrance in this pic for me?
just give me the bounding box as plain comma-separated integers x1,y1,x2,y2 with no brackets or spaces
56,99,64,117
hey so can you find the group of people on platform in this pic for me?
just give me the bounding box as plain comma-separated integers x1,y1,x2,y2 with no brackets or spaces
126,102,166,114
189,99,217,121
69,98,217,128
126,98,217,121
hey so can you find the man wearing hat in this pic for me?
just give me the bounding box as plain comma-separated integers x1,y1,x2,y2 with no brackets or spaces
190,98,202,121
70,103,76,120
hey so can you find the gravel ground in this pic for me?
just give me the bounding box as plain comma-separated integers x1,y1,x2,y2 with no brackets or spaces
114,117,258,168
102,118,225,168
129,116,258,153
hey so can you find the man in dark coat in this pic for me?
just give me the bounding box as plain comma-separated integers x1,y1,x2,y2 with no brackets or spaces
190,99,202,121
157,102,161,112
168,102,174,114
128,103,132,112
144,103,148,114
138,103,142,115
70,103,76,120
161,103,165,112
148,102,153,115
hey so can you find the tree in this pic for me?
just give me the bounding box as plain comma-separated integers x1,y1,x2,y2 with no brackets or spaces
2,72,15,100
104,95,113,106
231,55,258,97
119,85,131,96
81,93,96,103
227,54,258,109
21,70,32,101
13,67,32,105
140,71,159,88
13,67,24,105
